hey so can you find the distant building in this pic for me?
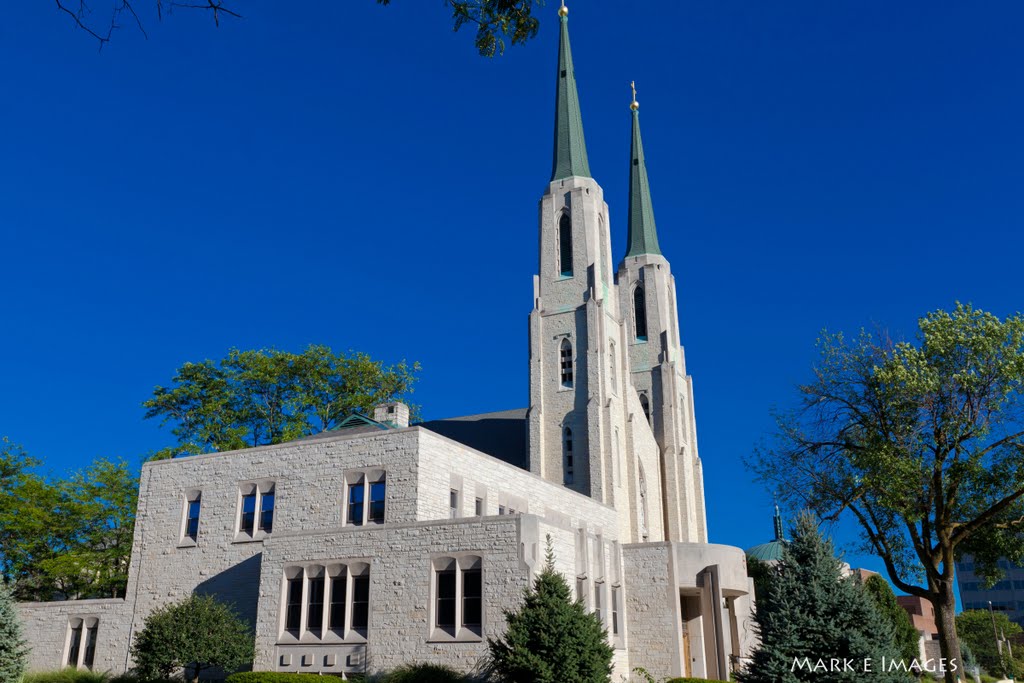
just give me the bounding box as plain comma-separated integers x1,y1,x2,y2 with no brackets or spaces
956,556,1024,626
896,595,941,662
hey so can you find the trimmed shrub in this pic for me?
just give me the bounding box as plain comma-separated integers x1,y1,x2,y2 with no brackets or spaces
383,663,468,683
22,671,109,683
225,674,341,683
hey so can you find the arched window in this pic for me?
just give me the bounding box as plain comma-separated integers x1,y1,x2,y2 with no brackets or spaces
608,341,616,388
633,285,648,341
563,427,574,485
558,213,573,277
560,339,574,388
639,394,651,425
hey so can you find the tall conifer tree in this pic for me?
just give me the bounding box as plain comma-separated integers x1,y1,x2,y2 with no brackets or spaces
0,581,29,683
738,512,910,683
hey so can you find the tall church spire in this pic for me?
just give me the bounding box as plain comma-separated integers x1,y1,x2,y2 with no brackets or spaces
625,85,662,257
550,2,591,181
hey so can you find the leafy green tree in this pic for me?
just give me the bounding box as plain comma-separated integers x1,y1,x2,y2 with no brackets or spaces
144,345,420,456
57,1,541,56
39,458,138,599
487,538,613,683
862,574,921,665
748,304,1024,682
0,580,30,683
0,441,138,601
956,609,1024,679
131,594,254,683
736,512,908,683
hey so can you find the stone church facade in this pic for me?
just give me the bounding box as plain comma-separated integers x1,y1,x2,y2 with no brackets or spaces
17,5,756,680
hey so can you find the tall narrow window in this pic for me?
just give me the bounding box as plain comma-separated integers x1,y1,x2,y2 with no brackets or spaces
259,487,275,533
307,576,325,630
639,464,649,542
608,341,616,388
185,495,201,540
368,479,386,523
594,583,603,624
611,586,620,636
351,574,370,633
329,576,347,634
83,623,98,669
560,339,573,388
67,623,82,667
436,563,457,632
474,497,484,516
634,285,648,341
348,484,365,526
558,213,573,276
639,394,651,425
240,492,257,535
285,577,302,634
450,489,460,519
463,563,483,628
563,427,574,485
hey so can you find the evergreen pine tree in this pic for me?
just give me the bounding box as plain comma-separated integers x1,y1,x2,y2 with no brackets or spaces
736,512,911,683
487,536,613,683
0,581,30,683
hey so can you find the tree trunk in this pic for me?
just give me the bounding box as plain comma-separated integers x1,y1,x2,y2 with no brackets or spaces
932,581,964,683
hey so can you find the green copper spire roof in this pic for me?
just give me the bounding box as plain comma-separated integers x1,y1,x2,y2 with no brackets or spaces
550,5,591,181
625,93,663,257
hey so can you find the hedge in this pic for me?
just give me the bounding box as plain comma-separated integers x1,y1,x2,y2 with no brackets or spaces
225,674,343,683
665,679,729,683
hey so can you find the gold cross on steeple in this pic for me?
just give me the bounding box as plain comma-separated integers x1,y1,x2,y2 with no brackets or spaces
630,81,639,111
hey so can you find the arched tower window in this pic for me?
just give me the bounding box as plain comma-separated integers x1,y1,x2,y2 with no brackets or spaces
633,285,648,341
608,341,616,388
560,339,574,388
558,213,573,277
639,394,651,425
563,427,574,485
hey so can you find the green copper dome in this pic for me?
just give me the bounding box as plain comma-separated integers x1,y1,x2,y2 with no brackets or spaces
746,505,788,563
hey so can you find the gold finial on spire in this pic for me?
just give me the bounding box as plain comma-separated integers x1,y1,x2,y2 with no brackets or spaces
630,81,639,111
558,0,568,17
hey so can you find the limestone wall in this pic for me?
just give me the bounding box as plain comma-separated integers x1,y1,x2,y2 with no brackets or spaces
17,599,132,673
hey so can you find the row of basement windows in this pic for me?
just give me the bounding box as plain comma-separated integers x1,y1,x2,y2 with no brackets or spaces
280,556,483,644
178,470,388,544
64,617,99,670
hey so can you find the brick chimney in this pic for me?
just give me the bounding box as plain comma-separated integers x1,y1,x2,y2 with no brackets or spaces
373,401,410,428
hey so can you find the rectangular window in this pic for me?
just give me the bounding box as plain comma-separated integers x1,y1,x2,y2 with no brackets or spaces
329,577,347,633
594,583,603,623
83,624,98,669
475,497,483,516
611,586,620,636
307,576,325,630
368,481,386,523
498,505,506,515
185,497,201,540
240,493,257,535
348,484,365,526
351,575,370,633
437,568,457,630
67,624,82,667
450,489,460,519
259,488,275,533
577,577,586,603
285,577,303,633
463,567,482,628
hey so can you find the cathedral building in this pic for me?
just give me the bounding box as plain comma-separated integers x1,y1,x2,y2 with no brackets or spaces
17,5,756,680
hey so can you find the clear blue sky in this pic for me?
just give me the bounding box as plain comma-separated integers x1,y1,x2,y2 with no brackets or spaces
1,1,1022,593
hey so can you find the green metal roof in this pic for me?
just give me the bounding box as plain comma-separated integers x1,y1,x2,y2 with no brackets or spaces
747,540,786,563
625,107,662,257
550,14,591,181
746,504,788,562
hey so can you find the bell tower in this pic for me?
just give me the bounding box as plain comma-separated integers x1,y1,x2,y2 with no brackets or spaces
526,3,626,506
617,89,708,542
